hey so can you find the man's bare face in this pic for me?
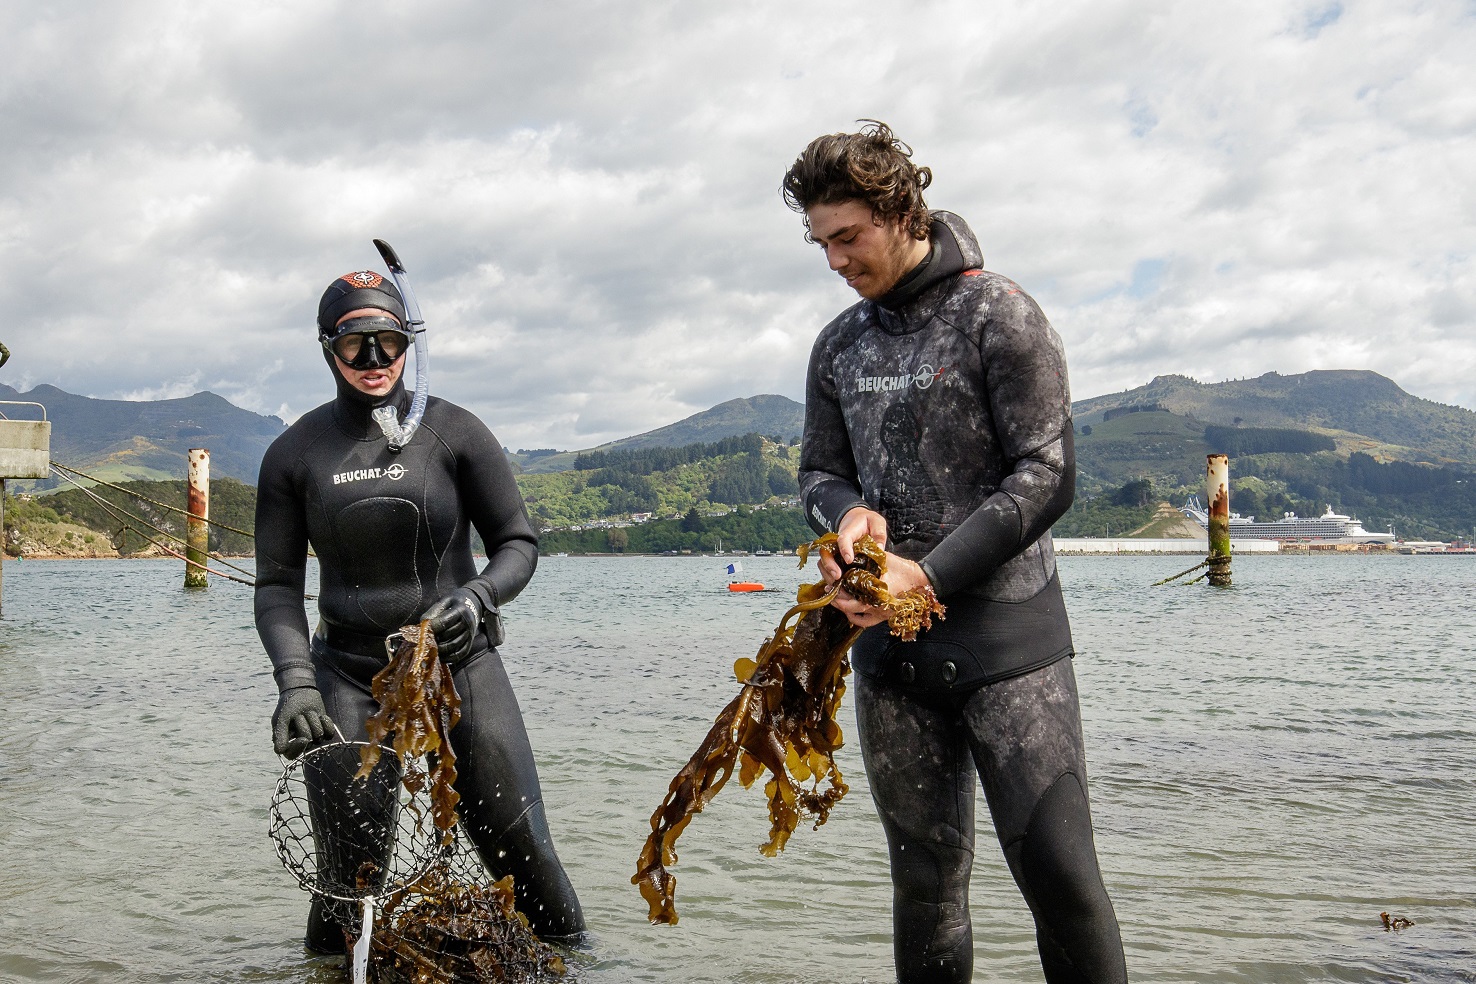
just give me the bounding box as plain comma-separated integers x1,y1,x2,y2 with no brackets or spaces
805,200,926,300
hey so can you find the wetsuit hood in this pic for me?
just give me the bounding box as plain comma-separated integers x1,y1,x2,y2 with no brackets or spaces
317,267,413,434
874,211,983,312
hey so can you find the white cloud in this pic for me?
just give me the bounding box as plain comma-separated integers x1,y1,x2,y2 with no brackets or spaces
3,0,1472,450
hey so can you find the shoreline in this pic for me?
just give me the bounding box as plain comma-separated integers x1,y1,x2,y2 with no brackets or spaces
6,547,1452,561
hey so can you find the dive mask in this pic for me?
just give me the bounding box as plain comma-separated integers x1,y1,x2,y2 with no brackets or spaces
321,315,411,370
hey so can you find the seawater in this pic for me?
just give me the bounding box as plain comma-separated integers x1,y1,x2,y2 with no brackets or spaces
0,554,1472,983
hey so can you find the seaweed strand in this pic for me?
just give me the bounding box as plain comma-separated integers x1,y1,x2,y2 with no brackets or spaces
632,533,945,924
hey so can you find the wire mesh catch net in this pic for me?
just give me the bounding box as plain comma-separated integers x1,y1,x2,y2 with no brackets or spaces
269,623,569,980
270,740,567,982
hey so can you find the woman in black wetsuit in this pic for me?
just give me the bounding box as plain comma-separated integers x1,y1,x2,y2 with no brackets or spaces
254,270,585,952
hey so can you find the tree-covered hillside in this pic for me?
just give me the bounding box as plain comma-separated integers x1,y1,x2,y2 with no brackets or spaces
1070,407,1476,540
517,434,800,530
538,504,815,555
16,369,1476,552
13,435,812,556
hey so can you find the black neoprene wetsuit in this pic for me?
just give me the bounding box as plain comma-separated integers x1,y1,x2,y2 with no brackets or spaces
799,212,1126,983
254,374,585,942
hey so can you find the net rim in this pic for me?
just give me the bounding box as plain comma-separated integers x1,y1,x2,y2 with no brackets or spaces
268,738,452,904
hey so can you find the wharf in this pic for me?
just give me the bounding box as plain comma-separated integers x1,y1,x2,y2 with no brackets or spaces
1054,537,1280,555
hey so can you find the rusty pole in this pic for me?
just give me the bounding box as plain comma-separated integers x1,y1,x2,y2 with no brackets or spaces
1205,453,1232,587
185,448,209,589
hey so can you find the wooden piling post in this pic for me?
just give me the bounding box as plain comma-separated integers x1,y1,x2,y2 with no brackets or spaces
185,448,209,588
1205,453,1232,586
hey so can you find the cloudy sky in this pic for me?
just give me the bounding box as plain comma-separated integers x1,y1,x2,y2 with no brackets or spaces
4,0,1473,451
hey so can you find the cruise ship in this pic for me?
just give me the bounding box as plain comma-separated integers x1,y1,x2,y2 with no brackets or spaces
1180,497,1395,544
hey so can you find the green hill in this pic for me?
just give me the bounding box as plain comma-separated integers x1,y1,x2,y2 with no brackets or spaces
1072,370,1476,468
1067,405,1476,540
516,433,800,531
7,433,808,556
1073,409,1213,489
1064,371,1476,539
9,369,1476,548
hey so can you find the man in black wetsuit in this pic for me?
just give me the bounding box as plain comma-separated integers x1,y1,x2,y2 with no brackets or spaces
254,270,585,952
782,123,1127,983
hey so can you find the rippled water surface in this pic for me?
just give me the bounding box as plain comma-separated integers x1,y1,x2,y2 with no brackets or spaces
1,554,1472,982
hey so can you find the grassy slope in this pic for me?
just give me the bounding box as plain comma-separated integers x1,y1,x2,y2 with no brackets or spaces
1129,503,1205,538
1073,409,1211,490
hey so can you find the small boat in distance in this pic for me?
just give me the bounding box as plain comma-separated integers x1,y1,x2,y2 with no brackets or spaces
725,560,765,592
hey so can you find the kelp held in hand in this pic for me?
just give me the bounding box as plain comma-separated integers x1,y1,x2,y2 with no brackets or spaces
356,621,463,841
632,532,945,924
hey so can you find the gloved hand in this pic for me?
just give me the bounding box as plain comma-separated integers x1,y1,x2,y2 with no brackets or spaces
272,686,335,759
422,587,482,663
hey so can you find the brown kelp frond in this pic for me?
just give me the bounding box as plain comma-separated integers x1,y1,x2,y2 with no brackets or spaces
345,625,566,980
367,870,567,983
632,533,946,924
357,621,464,840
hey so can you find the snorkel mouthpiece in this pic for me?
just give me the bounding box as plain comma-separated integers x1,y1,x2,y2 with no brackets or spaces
372,404,410,450
370,239,429,453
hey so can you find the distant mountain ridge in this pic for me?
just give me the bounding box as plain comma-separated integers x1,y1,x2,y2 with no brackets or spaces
1,383,285,486
613,394,804,449
512,394,805,473
9,369,1472,489
1071,370,1476,468
515,370,1474,474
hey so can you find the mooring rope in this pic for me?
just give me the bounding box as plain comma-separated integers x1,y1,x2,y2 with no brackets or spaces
1153,552,1231,587
47,465,256,576
39,462,317,600
48,460,255,538
47,464,261,582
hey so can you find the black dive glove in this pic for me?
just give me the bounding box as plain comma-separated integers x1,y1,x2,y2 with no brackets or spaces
272,686,335,759
423,587,483,663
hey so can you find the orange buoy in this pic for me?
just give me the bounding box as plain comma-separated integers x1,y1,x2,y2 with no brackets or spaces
727,582,765,592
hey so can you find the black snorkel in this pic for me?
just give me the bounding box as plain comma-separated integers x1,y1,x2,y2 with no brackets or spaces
370,238,429,454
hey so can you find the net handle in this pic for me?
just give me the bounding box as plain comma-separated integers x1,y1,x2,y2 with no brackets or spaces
275,723,349,767
352,896,375,984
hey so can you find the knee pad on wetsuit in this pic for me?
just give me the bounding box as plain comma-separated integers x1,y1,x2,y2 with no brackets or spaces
1007,773,1126,984
892,896,973,984
884,836,974,984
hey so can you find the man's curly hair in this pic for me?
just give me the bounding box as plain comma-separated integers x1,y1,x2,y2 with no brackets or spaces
781,120,933,243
